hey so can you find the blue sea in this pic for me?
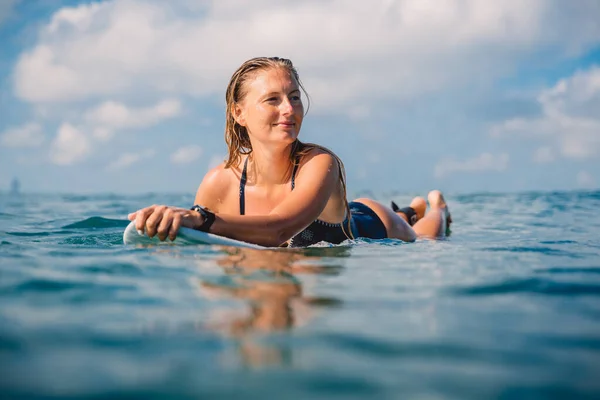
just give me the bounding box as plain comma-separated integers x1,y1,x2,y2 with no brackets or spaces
1,190,599,399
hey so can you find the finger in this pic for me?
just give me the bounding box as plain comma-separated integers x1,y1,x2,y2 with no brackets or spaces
135,206,156,232
145,205,166,238
156,209,173,241
128,212,137,221
169,213,182,241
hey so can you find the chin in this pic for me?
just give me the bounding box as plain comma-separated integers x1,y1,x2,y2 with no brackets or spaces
275,130,299,143
285,132,299,143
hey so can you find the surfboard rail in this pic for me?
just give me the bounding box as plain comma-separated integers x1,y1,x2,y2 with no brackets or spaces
122,221,267,249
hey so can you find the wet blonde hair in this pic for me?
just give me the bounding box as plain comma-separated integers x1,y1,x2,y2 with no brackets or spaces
224,57,353,239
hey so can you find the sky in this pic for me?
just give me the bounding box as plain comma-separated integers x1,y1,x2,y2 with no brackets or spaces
0,0,599,196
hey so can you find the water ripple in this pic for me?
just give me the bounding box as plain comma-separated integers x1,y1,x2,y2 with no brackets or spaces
6,231,52,237
450,277,600,297
535,267,600,275
319,333,550,366
62,216,129,229
483,246,581,258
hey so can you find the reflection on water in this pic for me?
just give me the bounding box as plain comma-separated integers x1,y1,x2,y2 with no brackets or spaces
194,246,349,368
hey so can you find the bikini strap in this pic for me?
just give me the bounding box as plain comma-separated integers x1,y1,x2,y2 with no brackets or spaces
239,157,249,215
291,156,300,191
241,156,298,214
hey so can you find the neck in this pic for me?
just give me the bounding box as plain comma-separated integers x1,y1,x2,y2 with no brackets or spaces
247,142,294,186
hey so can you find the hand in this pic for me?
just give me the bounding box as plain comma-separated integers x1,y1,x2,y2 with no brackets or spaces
127,205,204,241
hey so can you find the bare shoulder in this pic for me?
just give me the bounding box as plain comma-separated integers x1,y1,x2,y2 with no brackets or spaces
298,146,340,174
201,163,230,188
194,162,241,210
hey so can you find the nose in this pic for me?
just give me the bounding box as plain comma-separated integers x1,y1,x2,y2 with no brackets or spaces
280,97,294,115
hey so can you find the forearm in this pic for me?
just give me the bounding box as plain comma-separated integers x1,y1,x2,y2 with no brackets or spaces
207,213,302,247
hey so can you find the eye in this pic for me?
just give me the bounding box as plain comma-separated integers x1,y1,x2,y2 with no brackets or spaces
290,95,301,101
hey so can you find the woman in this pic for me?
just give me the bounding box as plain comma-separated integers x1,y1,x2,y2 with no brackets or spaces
129,57,451,247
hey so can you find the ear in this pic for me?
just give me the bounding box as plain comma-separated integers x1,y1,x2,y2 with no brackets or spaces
232,103,246,127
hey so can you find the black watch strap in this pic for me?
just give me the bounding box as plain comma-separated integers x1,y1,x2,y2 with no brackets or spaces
190,205,216,232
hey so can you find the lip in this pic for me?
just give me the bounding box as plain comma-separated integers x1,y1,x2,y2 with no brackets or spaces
274,122,295,127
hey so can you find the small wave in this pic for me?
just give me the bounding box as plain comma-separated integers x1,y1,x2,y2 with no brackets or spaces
301,246,353,258
575,190,600,201
449,277,600,297
527,334,600,351
3,277,138,300
484,246,581,258
61,216,130,229
6,231,51,237
534,266,600,275
61,194,92,202
0,331,22,352
318,333,548,366
60,233,124,246
539,240,578,245
5,278,96,293
79,262,144,276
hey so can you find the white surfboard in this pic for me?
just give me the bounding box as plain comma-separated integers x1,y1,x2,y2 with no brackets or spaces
122,221,267,249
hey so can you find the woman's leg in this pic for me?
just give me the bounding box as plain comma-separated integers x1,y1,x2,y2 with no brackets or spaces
394,197,427,225
352,198,417,242
353,190,451,242
411,190,451,239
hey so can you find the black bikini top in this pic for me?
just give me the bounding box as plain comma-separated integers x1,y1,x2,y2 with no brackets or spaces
238,156,350,247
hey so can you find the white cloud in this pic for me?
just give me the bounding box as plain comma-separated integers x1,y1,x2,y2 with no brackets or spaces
47,1,103,33
84,98,182,130
491,66,600,160
107,149,155,171
170,145,203,164
576,171,596,189
49,123,90,165
434,152,509,178
0,122,44,147
12,0,600,113
92,127,113,141
533,146,555,164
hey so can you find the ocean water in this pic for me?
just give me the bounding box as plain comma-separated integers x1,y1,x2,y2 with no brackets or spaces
1,190,599,399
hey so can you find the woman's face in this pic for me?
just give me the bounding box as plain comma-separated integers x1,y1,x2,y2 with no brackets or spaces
234,67,304,147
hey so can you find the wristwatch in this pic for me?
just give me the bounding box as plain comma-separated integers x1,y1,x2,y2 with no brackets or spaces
190,205,216,232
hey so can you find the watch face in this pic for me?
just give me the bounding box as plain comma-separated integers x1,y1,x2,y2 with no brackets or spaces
191,205,205,215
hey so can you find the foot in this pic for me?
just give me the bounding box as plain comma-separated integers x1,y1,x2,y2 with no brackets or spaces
391,196,427,225
409,197,427,220
427,190,452,235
